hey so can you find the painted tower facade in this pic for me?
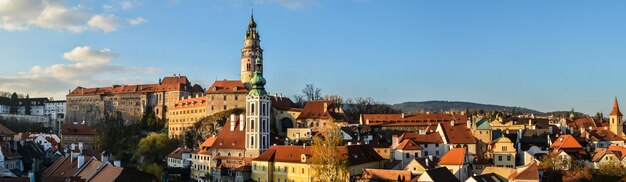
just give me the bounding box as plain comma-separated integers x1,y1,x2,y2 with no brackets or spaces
240,13,263,89
245,56,271,158
610,97,624,136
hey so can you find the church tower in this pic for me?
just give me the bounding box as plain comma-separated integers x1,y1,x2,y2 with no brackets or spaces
240,12,263,89
245,56,271,158
610,97,624,136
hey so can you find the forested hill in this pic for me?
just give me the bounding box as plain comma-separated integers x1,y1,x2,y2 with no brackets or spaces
392,101,543,114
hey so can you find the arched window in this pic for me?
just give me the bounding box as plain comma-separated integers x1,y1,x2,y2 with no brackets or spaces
251,103,255,114
251,120,255,130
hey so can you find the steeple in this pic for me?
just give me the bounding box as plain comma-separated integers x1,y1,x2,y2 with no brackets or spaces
248,57,267,96
240,10,263,89
611,97,623,116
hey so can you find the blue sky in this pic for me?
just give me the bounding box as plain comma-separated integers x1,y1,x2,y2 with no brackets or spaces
1,0,626,115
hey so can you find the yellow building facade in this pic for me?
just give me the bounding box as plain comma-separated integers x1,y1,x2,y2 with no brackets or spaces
167,97,208,138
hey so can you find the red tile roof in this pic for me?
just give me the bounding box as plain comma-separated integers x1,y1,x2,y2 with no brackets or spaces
438,148,466,166
271,96,297,111
89,164,123,182
172,97,207,109
612,97,623,116
167,147,193,159
589,129,624,142
212,117,246,150
361,169,413,181
362,113,467,127
296,100,347,121
551,135,583,151
400,131,444,144
609,145,626,159
67,76,193,96
205,80,248,94
0,124,16,136
512,162,539,180
195,136,216,155
396,139,423,150
439,123,476,144
61,123,96,135
253,145,311,164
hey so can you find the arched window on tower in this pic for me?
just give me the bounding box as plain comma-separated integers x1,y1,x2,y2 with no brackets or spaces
251,120,255,130
247,63,251,71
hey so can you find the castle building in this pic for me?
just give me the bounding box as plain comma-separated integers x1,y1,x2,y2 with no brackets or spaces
240,14,263,89
610,97,624,137
168,97,208,138
66,75,203,125
205,80,248,116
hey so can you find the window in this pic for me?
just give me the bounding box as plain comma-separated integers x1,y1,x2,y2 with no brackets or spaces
498,156,502,161
406,153,410,158
436,151,439,156
424,151,429,156
435,143,439,147
502,146,507,151
223,96,227,100
507,156,511,161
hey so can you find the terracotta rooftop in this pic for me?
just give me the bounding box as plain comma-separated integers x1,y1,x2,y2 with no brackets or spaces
172,97,207,109
551,134,583,151
253,145,311,164
67,76,194,96
424,167,460,182
609,145,626,159
296,100,348,121
167,147,193,159
61,123,96,135
195,136,216,155
271,96,297,111
361,169,413,181
589,129,624,142
400,131,444,144
363,113,467,127
212,117,246,150
438,148,466,166
396,139,422,151
344,144,385,166
205,80,248,94
512,162,539,180
439,123,476,144
591,148,619,162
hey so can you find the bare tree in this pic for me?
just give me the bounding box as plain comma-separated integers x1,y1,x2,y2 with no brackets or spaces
292,94,306,108
322,95,344,111
344,97,401,120
302,84,322,101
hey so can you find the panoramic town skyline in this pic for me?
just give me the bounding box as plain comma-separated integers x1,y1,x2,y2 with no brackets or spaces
3,0,626,114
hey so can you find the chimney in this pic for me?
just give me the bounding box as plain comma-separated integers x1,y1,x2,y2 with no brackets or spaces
528,119,532,127
239,114,245,131
392,135,399,149
114,160,121,167
425,158,429,167
230,114,236,131
303,143,306,148
101,152,109,163
323,102,328,111
78,142,84,153
81,88,84,95
348,142,352,145
450,120,455,126
77,155,85,169
401,113,405,119
428,155,433,162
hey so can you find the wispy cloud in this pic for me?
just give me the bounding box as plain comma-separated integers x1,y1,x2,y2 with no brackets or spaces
0,0,146,32
0,46,161,99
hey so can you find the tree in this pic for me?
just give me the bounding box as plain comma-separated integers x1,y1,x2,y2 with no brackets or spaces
310,126,349,182
140,163,163,182
595,160,624,181
191,108,244,147
137,133,180,165
302,84,322,101
292,94,306,108
344,97,401,121
139,106,166,132
9,92,18,114
24,94,31,115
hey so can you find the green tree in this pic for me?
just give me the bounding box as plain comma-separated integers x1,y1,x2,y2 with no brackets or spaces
9,92,18,114
310,126,349,182
140,163,163,182
140,106,167,132
137,133,179,165
24,94,31,115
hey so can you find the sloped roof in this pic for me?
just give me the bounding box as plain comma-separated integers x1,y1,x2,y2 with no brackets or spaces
608,145,626,159
61,123,96,135
591,148,619,162
438,148,466,165
253,145,311,164
361,169,413,181
551,135,583,151
344,145,385,166
195,136,216,155
167,147,193,159
212,118,246,150
172,97,207,109
396,139,422,151
296,101,347,121
469,173,508,182
425,167,460,182
400,131,444,144
205,80,248,94
0,123,16,136
362,113,467,127
512,162,539,180
271,96,297,111
476,118,491,130
589,129,624,142
439,123,476,144
68,76,193,96
611,97,623,116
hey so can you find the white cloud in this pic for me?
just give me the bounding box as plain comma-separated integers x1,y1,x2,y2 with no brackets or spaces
87,14,120,32
0,0,145,32
120,1,135,10
127,16,146,25
0,46,161,99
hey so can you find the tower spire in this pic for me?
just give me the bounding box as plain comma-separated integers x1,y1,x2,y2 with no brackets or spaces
611,97,623,116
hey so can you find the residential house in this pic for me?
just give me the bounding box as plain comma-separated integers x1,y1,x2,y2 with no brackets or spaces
490,137,516,168
438,148,470,181
167,147,192,168
416,167,460,182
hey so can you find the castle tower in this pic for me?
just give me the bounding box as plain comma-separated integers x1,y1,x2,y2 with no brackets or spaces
610,97,624,136
240,12,263,89
245,56,270,158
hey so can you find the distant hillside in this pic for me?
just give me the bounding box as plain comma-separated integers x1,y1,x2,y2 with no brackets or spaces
392,101,543,114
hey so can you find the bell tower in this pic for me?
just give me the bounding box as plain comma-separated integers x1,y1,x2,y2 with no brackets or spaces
245,56,270,158
610,97,624,136
240,11,263,89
